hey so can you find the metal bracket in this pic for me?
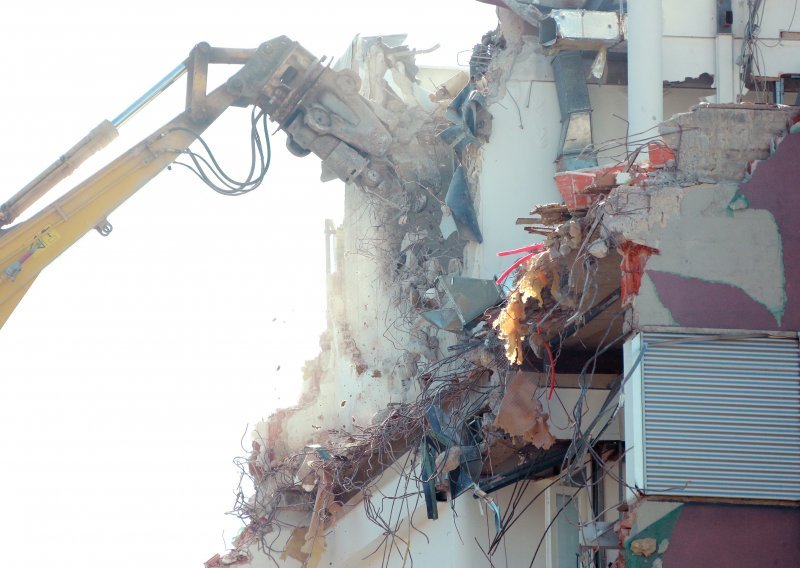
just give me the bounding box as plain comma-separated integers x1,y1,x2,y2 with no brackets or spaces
95,219,113,236
186,42,210,122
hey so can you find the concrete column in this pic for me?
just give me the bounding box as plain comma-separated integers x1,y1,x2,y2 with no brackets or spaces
715,33,736,103
627,0,663,154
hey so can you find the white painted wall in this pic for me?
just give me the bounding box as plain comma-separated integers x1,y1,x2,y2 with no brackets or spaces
663,0,718,37
623,334,646,501
544,386,623,442
318,459,559,568
468,78,562,280
732,0,800,37
313,451,629,568
628,0,664,152
662,0,800,95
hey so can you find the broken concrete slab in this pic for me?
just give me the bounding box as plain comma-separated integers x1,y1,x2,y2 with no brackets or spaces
660,103,797,181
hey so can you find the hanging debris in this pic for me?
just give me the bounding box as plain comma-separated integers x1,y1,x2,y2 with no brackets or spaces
489,372,556,449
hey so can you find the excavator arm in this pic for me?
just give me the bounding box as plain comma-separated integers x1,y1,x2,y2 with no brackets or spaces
0,36,392,328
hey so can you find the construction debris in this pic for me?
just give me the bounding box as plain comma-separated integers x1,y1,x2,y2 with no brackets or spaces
489,372,556,449
207,9,800,567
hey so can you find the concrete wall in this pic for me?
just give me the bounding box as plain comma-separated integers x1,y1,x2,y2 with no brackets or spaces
661,0,720,85
643,133,800,331
275,182,442,451
606,110,800,332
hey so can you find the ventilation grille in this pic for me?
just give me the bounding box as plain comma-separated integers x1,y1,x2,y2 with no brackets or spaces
640,332,800,501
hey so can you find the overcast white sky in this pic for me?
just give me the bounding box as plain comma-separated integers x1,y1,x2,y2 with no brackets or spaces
0,2,495,566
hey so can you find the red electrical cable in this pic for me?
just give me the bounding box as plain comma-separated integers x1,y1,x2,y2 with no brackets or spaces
495,251,536,286
497,243,546,257
495,244,546,285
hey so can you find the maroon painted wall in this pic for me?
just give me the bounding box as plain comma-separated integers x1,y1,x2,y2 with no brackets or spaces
647,133,800,331
664,503,800,567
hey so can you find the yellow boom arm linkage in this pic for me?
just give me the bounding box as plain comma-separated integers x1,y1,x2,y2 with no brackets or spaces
0,35,394,329
0,38,299,329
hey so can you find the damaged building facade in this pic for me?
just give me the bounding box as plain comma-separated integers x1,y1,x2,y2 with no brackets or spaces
208,2,800,567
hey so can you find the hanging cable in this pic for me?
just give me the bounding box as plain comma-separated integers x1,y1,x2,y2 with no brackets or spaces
167,106,272,196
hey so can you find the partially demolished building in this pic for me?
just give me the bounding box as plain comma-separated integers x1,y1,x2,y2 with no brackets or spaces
208,2,800,567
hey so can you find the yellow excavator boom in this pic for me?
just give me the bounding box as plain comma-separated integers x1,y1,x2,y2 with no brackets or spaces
0,36,393,328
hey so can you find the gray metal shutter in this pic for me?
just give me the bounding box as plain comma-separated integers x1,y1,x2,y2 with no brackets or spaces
640,332,800,501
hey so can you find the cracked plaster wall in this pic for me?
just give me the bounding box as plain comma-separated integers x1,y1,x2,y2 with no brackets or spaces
606,182,786,328
605,106,800,331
